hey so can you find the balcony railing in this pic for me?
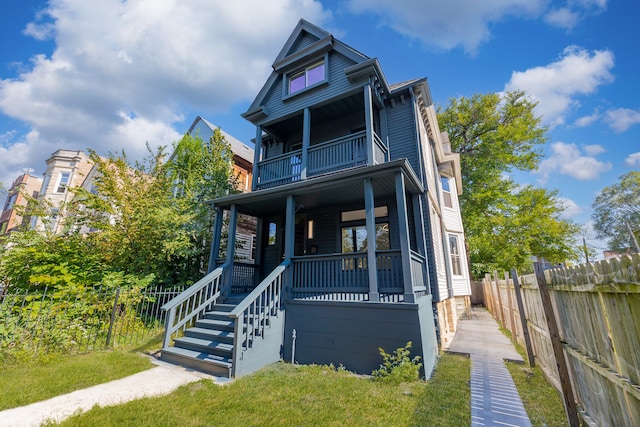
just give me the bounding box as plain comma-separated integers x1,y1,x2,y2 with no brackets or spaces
255,131,387,189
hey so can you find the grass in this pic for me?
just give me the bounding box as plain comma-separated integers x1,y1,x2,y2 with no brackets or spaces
499,325,568,426
51,353,470,427
0,350,154,411
506,362,568,427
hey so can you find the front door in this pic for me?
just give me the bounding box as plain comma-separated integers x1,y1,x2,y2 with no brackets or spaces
261,216,284,280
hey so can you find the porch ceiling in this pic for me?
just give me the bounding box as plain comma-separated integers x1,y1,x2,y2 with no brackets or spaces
210,159,423,217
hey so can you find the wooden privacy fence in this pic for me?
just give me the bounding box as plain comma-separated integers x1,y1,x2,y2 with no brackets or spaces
482,255,640,427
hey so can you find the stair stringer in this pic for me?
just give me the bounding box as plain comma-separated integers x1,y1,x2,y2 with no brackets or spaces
232,308,285,378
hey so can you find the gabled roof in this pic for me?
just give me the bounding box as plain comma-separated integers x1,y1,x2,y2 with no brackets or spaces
187,116,254,163
242,19,371,123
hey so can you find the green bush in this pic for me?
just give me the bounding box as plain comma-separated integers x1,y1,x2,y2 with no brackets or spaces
372,341,422,383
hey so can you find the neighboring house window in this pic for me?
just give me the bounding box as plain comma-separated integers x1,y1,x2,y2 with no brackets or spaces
5,193,17,211
441,175,453,208
288,60,325,95
449,235,462,276
56,172,71,193
0,222,7,234
41,174,51,195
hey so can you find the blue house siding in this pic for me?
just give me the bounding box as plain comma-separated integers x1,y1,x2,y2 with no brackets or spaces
386,100,420,182
258,52,362,126
287,32,321,54
283,297,438,377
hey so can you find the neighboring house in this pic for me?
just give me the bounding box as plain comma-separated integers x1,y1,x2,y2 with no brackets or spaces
183,117,257,262
161,20,471,378
30,150,94,233
187,116,254,193
0,173,43,235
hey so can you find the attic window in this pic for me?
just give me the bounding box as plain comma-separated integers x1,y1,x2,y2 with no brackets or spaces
288,60,325,95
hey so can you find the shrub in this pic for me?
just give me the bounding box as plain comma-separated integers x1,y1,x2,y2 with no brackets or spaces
372,341,422,383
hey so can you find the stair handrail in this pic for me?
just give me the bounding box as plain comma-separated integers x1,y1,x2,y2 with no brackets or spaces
229,260,290,375
161,262,229,348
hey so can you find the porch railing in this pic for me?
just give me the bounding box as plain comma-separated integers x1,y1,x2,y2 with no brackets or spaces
229,260,289,375
373,133,388,164
307,131,367,177
256,150,302,188
291,251,405,299
256,131,386,189
410,251,428,292
230,261,259,294
161,263,228,348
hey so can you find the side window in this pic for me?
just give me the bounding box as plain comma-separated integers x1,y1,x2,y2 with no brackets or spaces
449,235,462,276
267,222,277,245
56,172,71,193
441,175,453,208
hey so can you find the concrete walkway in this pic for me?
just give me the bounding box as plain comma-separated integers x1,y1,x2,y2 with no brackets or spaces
448,306,533,427
0,359,228,427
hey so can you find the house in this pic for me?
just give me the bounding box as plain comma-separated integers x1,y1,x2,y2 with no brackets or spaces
0,173,43,235
187,116,254,193
29,150,94,233
161,19,471,378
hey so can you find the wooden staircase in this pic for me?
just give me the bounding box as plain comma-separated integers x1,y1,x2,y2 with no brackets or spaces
160,296,244,377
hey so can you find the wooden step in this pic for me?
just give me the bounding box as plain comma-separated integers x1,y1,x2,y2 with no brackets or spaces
185,327,234,344
173,336,233,358
161,346,232,377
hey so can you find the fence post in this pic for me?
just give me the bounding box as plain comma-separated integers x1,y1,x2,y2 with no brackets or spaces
493,271,505,327
505,271,517,341
534,262,580,426
511,269,535,367
106,287,121,348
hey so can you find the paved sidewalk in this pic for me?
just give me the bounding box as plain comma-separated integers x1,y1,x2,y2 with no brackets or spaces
448,306,533,427
0,359,229,427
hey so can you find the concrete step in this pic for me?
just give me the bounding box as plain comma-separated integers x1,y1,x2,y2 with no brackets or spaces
161,346,232,377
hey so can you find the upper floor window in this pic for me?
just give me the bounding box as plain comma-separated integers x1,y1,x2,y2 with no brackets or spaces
449,235,462,276
288,60,325,95
56,172,71,193
441,175,453,208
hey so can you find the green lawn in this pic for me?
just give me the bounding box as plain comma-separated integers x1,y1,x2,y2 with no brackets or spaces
0,351,154,411
52,354,470,427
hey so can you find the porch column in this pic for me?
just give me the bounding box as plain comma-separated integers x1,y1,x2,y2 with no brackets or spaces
254,217,264,286
412,195,430,292
301,107,310,180
380,107,389,162
207,205,224,273
364,84,375,165
284,195,295,260
395,172,415,303
223,203,238,296
364,178,379,302
251,126,262,191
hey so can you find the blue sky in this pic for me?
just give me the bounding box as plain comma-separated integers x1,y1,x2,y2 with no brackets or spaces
1,0,638,255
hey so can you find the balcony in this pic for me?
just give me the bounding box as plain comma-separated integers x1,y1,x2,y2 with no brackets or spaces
255,130,388,190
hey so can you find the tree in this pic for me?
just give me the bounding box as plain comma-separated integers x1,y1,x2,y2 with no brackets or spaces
592,171,640,252
438,91,579,275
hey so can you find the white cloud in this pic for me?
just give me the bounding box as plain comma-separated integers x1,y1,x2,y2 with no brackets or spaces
545,8,579,30
556,197,583,217
347,0,546,53
583,144,605,156
537,141,612,180
345,0,606,53
604,108,640,133
505,46,614,126
573,111,600,127
0,0,331,184
625,152,640,167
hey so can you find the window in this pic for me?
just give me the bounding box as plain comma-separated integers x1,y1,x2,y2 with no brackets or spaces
441,175,452,208
341,206,388,222
56,172,71,193
288,61,325,95
307,220,314,239
267,223,277,245
449,235,462,276
4,193,17,211
341,223,389,270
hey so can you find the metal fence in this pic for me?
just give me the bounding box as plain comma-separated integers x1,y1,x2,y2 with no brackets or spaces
0,284,185,359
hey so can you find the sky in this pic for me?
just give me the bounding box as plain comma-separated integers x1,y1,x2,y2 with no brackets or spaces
0,0,638,256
